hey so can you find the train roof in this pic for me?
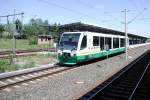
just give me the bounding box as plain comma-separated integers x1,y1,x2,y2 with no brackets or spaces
63,31,125,38
59,22,148,40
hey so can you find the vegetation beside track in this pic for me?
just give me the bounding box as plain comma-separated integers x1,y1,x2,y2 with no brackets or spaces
0,59,35,73
0,53,57,73
0,39,51,50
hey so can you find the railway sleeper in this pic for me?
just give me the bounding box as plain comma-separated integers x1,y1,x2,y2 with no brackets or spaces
115,80,138,85
98,91,129,99
134,87,149,98
99,95,128,100
110,83,136,89
98,95,117,100
106,86,133,94
106,87,132,95
110,85,131,91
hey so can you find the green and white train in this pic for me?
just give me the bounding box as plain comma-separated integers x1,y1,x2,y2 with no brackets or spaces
57,32,127,65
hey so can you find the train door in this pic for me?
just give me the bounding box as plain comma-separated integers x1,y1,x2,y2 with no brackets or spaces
99,36,101,51
100,36,104,51
105,36,112,50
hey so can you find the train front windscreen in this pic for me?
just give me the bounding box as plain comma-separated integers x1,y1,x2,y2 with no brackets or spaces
59,33,81,50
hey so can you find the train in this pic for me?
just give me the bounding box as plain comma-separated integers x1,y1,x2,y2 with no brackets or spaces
57,31,128,65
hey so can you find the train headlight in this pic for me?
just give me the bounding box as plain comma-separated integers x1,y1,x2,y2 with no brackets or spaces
71,50,76,56
57,50,62,56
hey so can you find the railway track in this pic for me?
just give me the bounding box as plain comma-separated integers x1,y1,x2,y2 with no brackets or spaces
0,47,124,91
0,48,55,58
79,50,150,100
0,48,55,54
0,49,118,91
0,64,79,90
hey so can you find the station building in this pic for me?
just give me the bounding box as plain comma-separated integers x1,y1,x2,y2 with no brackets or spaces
38,35,53,45
59,22,148,45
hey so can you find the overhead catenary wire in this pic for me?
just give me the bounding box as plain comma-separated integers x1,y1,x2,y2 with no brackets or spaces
38,0,103,23
139,0,145,9
75,0,95,10
38,0,123,29
75,0,124,24
0,12,24,24
127,8,146,24
75,0,148,26
74,0,148,31
0,12,24,18
138,17,150,20
128,0,140,12
80,0,148,26
69,0,127,29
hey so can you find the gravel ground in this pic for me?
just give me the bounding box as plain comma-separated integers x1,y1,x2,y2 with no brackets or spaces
0,44,150,100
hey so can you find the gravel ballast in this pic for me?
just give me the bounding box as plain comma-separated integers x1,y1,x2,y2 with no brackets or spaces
0,44,150,100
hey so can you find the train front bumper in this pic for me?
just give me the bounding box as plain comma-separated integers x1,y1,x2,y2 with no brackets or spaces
58,53,77,65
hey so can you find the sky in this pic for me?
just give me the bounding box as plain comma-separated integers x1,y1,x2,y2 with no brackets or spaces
0,0,150,37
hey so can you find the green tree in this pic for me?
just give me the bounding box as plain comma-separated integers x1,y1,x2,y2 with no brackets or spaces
23,25,38,44
23,18,48,44
15,19,22,36
0,24,5,38
22,18,60,44
50,23,60,42
43,20,49,35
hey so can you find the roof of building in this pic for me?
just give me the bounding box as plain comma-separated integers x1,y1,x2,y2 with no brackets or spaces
38,35,51,37
59,22,147,40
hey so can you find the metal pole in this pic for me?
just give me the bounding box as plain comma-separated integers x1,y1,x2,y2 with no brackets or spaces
21,12,23,36
125,9,128,60
56,42,58,62
49,38,51,52
7,16,9,24
21,13,23,24
0,11,24,64
12,9,16,64
107,51,108,68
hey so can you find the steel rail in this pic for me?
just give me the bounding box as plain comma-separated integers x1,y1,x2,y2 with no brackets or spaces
0,48,55,55
129,61,150,100
0,48,55,59
0,65,77,90
80,50,150,100
0,65,58,80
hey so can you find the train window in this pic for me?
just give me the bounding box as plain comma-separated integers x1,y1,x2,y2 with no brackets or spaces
93,36,99,46
120,38,125,47
60,33,80,47
41,38,43,41
105,37,111,49
100,37,104,50
80,35,87,50
113,38,119,48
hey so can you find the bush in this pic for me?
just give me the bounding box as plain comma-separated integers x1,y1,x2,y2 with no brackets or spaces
0,60,7,73
0,60,20,73
28,36,37,45
47,52,57,58
0,60,36,73
23,62,35,69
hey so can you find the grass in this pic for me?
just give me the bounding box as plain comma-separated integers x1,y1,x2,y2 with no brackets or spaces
0,38,51,50
19,53,57,65
0,53,57,73
0,59,35,73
